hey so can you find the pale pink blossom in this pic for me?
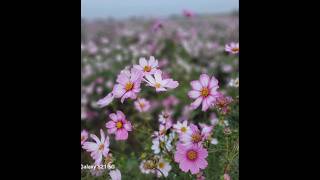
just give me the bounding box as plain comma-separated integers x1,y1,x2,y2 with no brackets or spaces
113,68,143,103
133,56,159,76
106,111,132,140
225,42,239,54
82,129,110,165
134,98,151,112
144,70,179,92
188,74,219,111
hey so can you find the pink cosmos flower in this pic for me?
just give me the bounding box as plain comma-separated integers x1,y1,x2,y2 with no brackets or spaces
81,130,88,145
225,42,239,54
152,20,164,32
134,98,151,112
183,10,195,18
174,143,208,174
188,74,219,111
109,169,121,180
199,123,214,139
113,68,143,103
173,120,190,136
82,129,110,165
181,124,206,146
106,111,132,140
133,56,159,76
144,70,179,92
215,92,233,114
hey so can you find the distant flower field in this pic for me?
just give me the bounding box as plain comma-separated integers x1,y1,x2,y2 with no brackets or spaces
81,12,239,180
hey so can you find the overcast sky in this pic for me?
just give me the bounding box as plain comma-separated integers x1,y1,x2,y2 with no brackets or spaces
81,0,239,19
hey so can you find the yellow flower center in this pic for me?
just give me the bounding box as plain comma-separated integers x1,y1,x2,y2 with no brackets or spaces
158,162,165,169
187,150,198,160
81,136,85,141
191,133,202,143
232,47,239,52
116,121,123,129
144,66,152,72
98,144,104,151
155,83,161,88
181,127,187,133
200,87,209,97
139,102,145,108
125,82,134,91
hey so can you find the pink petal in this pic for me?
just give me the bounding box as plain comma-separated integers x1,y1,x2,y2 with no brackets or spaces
154,70,163,82
133,64,143,71
199,74,210,87
116,111,126,120
130,68,143,82
189,164,200,174
97,93,114,108
188,90,200,99
90,134,101,144
109,113,118,121
115,129,128,140
113,84,125,98
108,127,117,134
191,97,203,109
139,57,148,67
165,79,179,89
190,80,202,91
208,76,219,89
116,73,129,86
106,120,115,128
124,121,132,131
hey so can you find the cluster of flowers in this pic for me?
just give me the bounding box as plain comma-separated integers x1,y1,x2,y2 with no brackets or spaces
97,56,179,107
138,73,235,179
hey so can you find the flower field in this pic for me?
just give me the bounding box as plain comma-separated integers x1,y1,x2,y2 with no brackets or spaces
81,12,239,180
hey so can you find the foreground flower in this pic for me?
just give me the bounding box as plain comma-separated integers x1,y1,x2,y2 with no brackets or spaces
113,68,143,103
174,143,208,174
81,129,89,145
82,129,110,165
173,120,190,136
156,157,172,177
144,70,179,92
106,111,132,140
188,74,219,111
134,98,151,112
225,42,239,54
109,169,121,180
133,56,158,76
97,92,114,108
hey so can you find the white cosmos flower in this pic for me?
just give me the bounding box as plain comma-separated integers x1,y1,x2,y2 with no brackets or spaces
144,70,179,92
156,157,172,177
